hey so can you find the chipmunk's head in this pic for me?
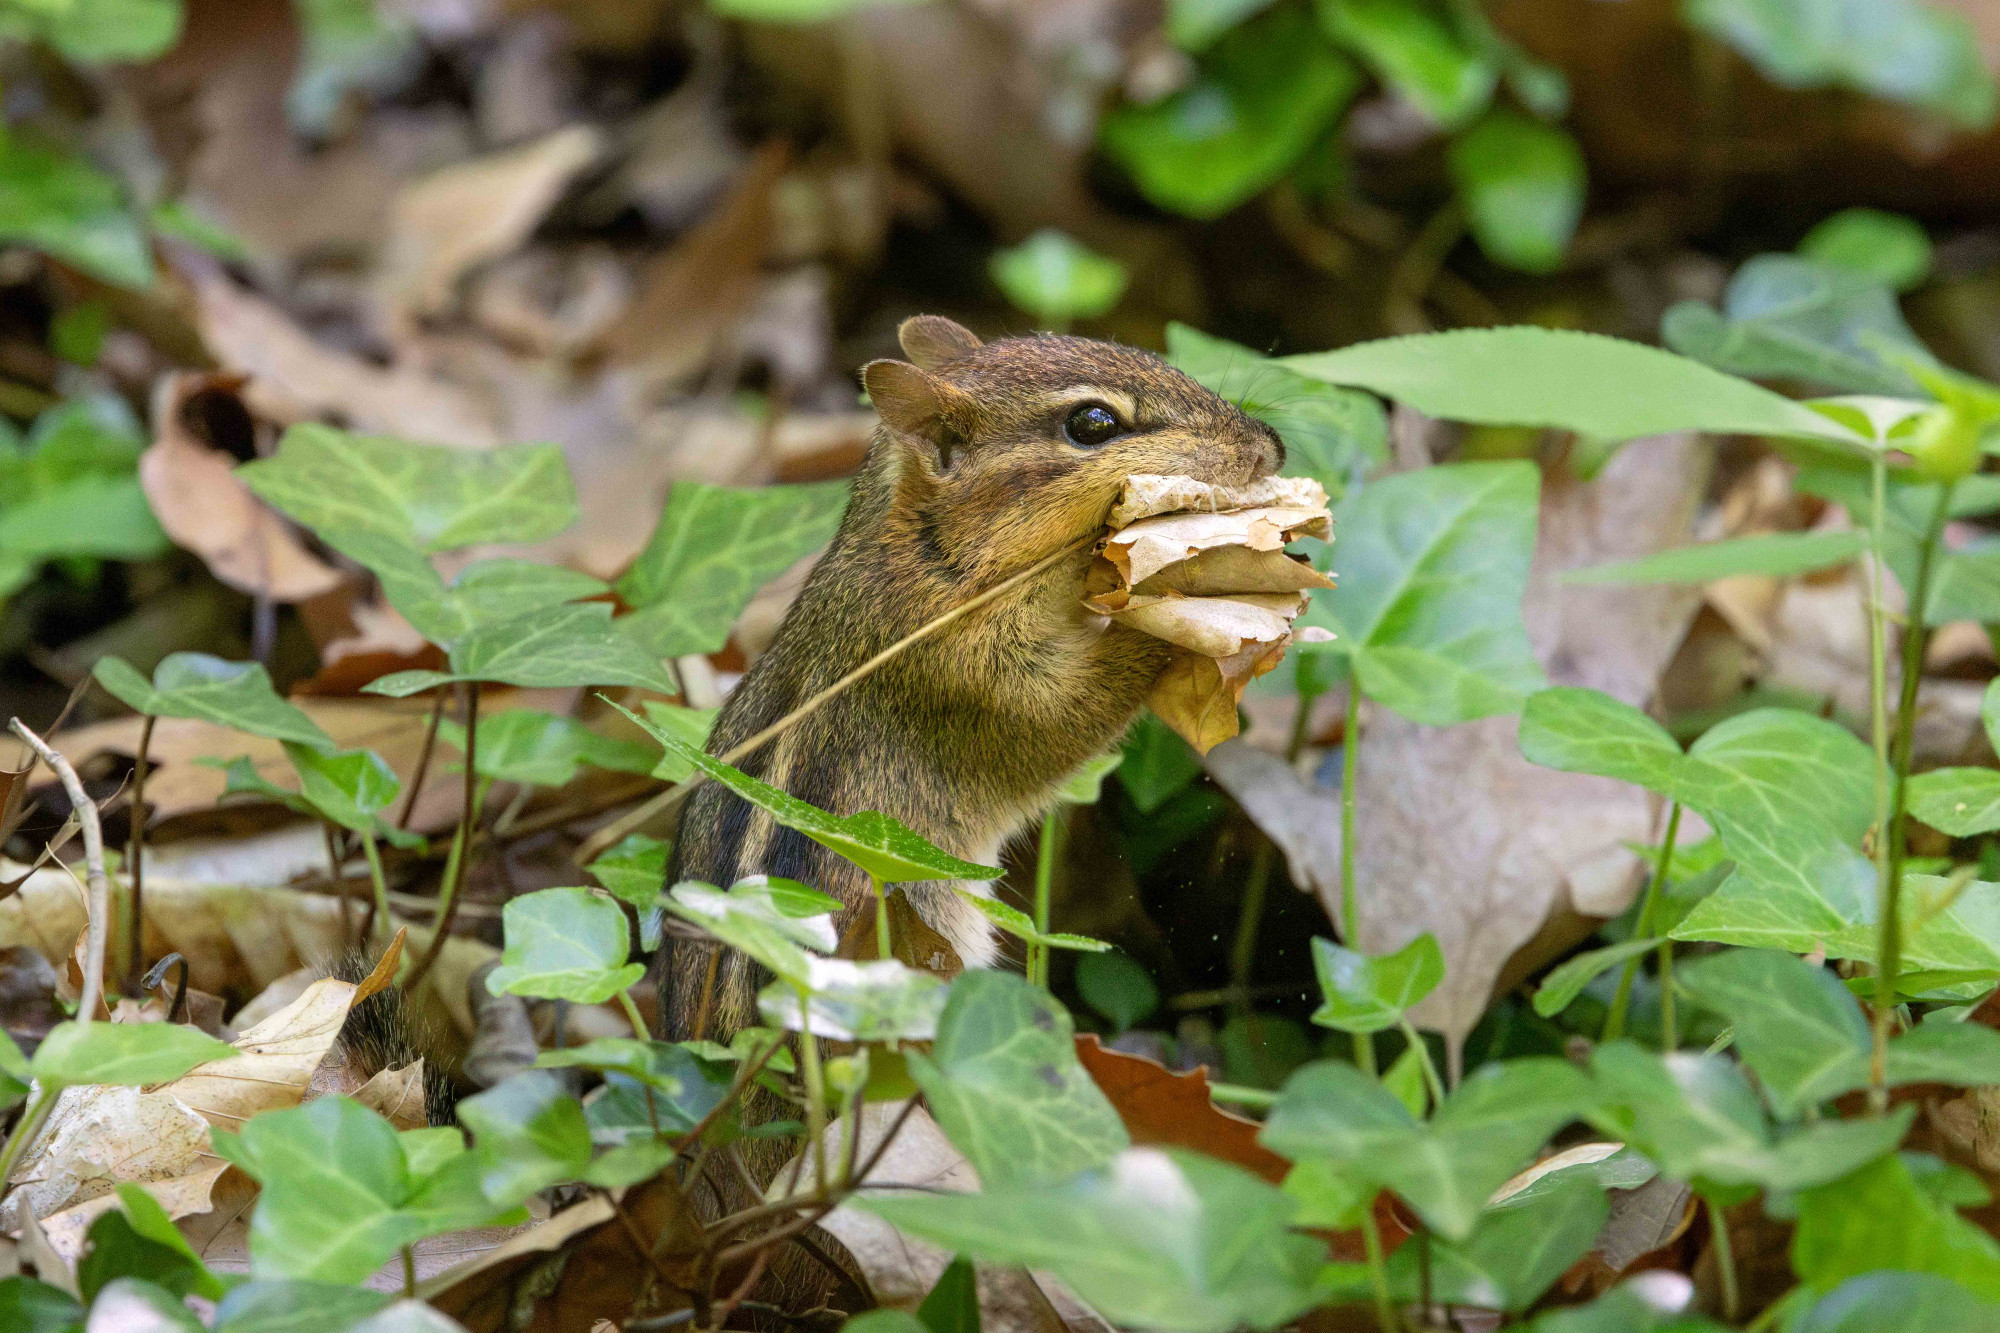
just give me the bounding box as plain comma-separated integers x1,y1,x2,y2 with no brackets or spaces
861,316,1284,585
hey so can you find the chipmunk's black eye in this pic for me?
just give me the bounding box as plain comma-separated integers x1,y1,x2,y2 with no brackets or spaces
1064,403,1123,447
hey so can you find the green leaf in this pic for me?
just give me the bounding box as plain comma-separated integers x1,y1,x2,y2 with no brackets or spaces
365,602,677,696
616,480,848,658
210,1281,390,1333
1662,255,1927,396
949,889,1111,956
906,971,1130,1187
1801,209,1934,292
1526,1280,1731,1332
1382,1169,1607,1311
1685,0,1997,129
1261,1057,1597,1239
216,745,423,852
1117,712,1203,814
1100,5,1361,219
239,425,577,553
1563,531,1864,585
1309,461,1544,724
1677,949,1870,1117
19,0,183,63
485,887,645,1005
989,231,1128,327
439,709,657,788
0,472,167,559
77,1205,217,1305
0,1278,82,1333
1793,1152,2000,1301
588,835,669,909
92,653,333,747
1308,933,1443,1034
1532,937,1659,1017
1794,1271,2000,1333
1317,0,1495,130
30,1020,234,1089
575,1044,732,1141
663,879,824,985
1447,112,1584,274
1052,752,1123,806
1075,951,1161,1031
455,1071,593,1206
858,1148,1327,1333
640,702,719,782
916,1254,980,1333
0,135,152,289
333,533,607,646
758,958,948,1042
615,699,1002,883
1164,323,1389,496
109,1183,225,1300
1281,327,1868,445
287,0,422,137
1166,0,1278,51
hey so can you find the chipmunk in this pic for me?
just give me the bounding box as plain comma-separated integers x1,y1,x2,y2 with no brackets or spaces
660,317,1284,1042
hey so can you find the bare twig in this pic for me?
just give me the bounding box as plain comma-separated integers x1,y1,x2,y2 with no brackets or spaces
125,712,155,995
397,690,446,831
12,718,109,1018
578,533,1095,861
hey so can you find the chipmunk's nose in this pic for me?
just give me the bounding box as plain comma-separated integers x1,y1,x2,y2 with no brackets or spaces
1245,419,1285,480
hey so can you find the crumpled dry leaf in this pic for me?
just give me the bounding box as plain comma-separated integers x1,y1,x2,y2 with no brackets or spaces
37,1164,231,1265
1107,474,1331,528
375,124,605,330
1,1084,214,1231
140,373,345,603
1147,643,1292,755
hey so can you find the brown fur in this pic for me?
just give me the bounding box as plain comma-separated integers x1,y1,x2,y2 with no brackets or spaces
658,321,1283,1044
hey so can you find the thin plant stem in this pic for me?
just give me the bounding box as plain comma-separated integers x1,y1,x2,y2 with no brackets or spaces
1354,1030,1378,1078
870,873,891,961
795,997,828,1193
1398,1016,1447,1108
359,832,390,942
1031,805,1064,987
1605,803,1683,1044
397,690,446,830
407,683,482,995
1659,939,1679,1051
1358,1202,1398,1333
1708,1196,1740,1321
1229,838,1274,1012
1339,686,1362,942
1205,1083,1277,1108
124,712,154,995
401,1246,416,1298
617,989,649,1041
579,534,1097,862
13,718,108,1020
1867,449,1893,898
0,1087,54,1193
1872,482,1952,1111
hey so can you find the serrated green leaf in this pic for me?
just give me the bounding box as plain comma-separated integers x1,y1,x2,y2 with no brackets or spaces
438,708,657,788
906,971,1129,1187
92,654,333,747
758,957,948,1042
1281,327,1867,445
615,479,848,658
1308,933,1443,1034
1563,531,1864,585
989,231,1128,326
614,699,1001,883
0,135,152,289
30,1020,234,1089
486,887,645,1005
1307,460,1544,724
858,1148,1326,1333
1318,0,1495,130
239,425,577,553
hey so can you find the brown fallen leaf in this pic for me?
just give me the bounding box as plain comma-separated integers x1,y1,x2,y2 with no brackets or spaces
1107,474,1331,527
2,1084,213,1230
1072,1034,1288,1184
37,1163,231,1265
1146,643,1289,756
140,373,344,604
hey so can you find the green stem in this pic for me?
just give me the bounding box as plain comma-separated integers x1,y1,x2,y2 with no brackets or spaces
616,988,649,1041
1340,686,1362,943
0,1086,54,1192
1708,1196,1740,1321
870,872,891,962
401,1246,416,1299
1605,803,1683,1045
405,678,488,998
1398,1017,1447,1108
359,832,391,942
1358,1201,1398,1333
1868,449,1893,901
1205,1083,1277,1108
1354,1030,1377,1078
1872,481,1952,1111
795,990,828,1193
1229,839,1274,1013
1658,939,1679,1052
1032,807,1063,986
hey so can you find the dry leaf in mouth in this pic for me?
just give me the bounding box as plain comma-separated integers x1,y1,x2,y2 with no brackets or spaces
1087,474,1333,754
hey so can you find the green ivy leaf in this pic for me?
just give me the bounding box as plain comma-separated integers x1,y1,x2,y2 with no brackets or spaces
1563,531,1864,585
1164,324,1389,497
589,835,670,908
1662,255,1928,396
1677,949,1871,1117
615,700,1002,883
1318,0,1496,130
287,0,423,137
858,1148,1327,1333
77,1207,213,1304
0,135,153,289
1792,1153,2000,1301
15,0,184,63
1307,461,1544,724
438,708,657,788
105,1183,227,1301
214,744,423,851
1075,951,1161,1032
570,1043,732,1140
0,472,167,560
1793,1270,2000,1333
1447,112,1584,274
455,1071,593,1207
615,479,848,659
916,1254,980,1333
239,425,578,554
0,1277,82,1333
1800,209,1934,292
758,958,949,1042
1117,712,1203,814
73,1279,202,1331
907,971,1130,1187
1910,678,2000,835
209,1281,390,1333
1281,327,1868,446
1525,1279,1730,1331
989,230,1129,327
486,887,645,1005
1531,938,1659,1017
950,889,1112,955
365,602,677,697
93,653,333,748
1308,933,1443,1034
1684,0,1997,129
1051,752,1123,806
1381,1170,1607,1312
662,878,829,986
1100,5,1361,220
1260,1057,1597,1239
332,532,607,646
30,1020,235,1089
1166,0,1279,51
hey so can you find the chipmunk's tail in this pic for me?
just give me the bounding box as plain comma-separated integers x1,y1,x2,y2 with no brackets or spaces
325,951,459,1126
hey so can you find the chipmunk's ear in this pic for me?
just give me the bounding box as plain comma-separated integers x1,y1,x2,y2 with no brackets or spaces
897,315,982,369
863,359,977,468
